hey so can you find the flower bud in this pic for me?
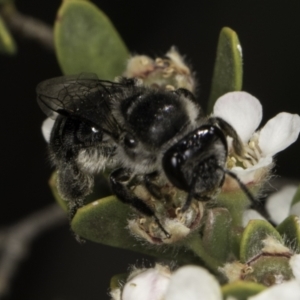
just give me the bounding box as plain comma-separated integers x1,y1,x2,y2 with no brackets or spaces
121,265,171,300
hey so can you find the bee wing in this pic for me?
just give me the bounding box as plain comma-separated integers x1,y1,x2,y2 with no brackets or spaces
36,73,127,138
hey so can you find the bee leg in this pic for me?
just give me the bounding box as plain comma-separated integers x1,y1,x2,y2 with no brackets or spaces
57,162,93,219
173,88,204,117
144,172,163,200
174,88,197,102
110,168,171,238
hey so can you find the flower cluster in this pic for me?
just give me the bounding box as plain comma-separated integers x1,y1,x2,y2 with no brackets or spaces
213,91,300,191
111,256,300,300
35,2,300,297
123,47,196,92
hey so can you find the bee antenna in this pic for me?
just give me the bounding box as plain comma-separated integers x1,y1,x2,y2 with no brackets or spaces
220,167,256,204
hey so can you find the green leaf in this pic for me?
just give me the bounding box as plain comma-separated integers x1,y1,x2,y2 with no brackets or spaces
207,27,243,113
277,215,300,253
202,208,232,262
71,196,203,263
71,195,133,246
49,172,68,212
222,281,265,300
243,255,293,285
0,15,16,55
0,0,13,5
49,171,113,212
230,226,243,258
240,220,282,262
49,171,201,261
185,234,223,276
222,281,266,300
217,188,255,226
54,0,129,80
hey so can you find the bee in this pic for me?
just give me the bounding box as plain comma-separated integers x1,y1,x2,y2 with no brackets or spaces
37,73,251,237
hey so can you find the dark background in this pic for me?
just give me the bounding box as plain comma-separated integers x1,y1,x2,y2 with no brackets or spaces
0,1,299,299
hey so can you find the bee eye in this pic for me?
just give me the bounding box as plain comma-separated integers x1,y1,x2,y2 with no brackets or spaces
124,133,137,148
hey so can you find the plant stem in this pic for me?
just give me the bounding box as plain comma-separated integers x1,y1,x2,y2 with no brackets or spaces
0,203,67,297
185,234,222,275
1,4,54,51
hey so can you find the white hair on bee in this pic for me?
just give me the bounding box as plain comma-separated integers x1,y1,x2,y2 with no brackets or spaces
77,146,117,174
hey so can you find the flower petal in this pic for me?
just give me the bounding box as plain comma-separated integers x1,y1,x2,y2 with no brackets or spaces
42,117,55,143
290,254,300,281
258,113,300,157
290,202,300,218
248,280,300,300
243,209,266,227
213,91,262,143
122,265,171,300
165,266,222,300
265,186,297,225
231,156,272,185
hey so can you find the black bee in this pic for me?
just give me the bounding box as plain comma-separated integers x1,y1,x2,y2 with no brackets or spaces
37,73,250,236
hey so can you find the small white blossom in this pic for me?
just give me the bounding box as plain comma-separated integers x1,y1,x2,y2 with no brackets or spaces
116,265,222,300
290,254,300,281
248,280,300,300
42,117,55,142
243,209,267,227
165,266,222,300
115,261,300,300
243,185,300,226
213,92,263,144
213,91,300,187
290,201,300,217
265,185,299,224
117,265,171,300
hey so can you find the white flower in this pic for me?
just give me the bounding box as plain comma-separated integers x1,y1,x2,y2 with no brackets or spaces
119,265,171,300
248,280,300,300
213,91,300,186
243,185,300,226
115,258,300,300
113,265,222,300
242,209,267,227
42,117,55,142
165,266,222,300
265,185,299,225
290,254,300,281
